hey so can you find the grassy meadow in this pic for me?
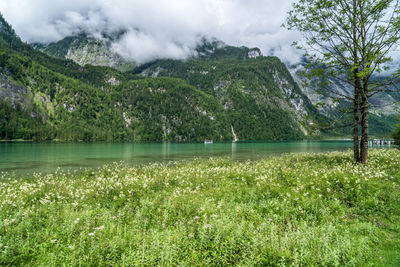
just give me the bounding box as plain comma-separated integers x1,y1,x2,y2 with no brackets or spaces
0,149,399,266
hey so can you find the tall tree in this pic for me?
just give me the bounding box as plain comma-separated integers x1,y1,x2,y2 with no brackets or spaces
285,0,400,163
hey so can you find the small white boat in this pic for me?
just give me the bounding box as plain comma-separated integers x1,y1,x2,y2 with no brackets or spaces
204,140,213,144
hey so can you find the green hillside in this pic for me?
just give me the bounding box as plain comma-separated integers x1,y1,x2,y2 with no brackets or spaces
0,14,324,142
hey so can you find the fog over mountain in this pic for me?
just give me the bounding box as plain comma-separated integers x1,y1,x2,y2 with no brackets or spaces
0,0,303,64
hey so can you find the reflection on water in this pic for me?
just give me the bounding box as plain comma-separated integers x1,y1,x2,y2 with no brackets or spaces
0,141,388,176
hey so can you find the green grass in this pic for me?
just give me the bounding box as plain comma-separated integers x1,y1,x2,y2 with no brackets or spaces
0,149,399,266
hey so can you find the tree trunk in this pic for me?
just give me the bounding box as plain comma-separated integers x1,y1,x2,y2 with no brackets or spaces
353,73,361,163
360,82,369,163
353,94,360,163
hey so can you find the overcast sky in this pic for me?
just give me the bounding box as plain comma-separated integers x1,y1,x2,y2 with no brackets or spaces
0,0,302,64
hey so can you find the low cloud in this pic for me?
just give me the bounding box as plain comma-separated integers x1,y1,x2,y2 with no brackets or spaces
1,0,303,64
111,30,195,63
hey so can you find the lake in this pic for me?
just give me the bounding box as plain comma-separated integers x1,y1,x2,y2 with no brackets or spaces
0,141,389,176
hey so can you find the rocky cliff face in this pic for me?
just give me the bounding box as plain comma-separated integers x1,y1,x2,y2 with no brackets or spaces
0,72,33,111
64,38,121,67
35,34,135,71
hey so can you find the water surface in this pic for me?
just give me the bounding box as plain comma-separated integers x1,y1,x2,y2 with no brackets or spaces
0,141,384,176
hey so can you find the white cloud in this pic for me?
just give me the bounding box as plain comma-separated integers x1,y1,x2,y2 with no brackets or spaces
0,0,303,63
111,30,194,63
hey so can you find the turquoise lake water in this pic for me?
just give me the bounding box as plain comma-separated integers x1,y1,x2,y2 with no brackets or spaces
0,141,366,176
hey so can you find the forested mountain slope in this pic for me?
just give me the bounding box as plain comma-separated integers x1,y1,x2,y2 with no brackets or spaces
1,14,396,142
133,43,325,139
0,15,316,141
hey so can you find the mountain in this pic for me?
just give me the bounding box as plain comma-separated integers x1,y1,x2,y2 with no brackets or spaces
133,41,324,140
36,35,264,69
33,33,135,71
0,15,319,142
0,13,397,142
42,33,399,136
41,36,322,139
194,38,263,60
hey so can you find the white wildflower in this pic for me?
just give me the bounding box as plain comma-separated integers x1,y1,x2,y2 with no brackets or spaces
204,224,212,229
94,225,104,231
